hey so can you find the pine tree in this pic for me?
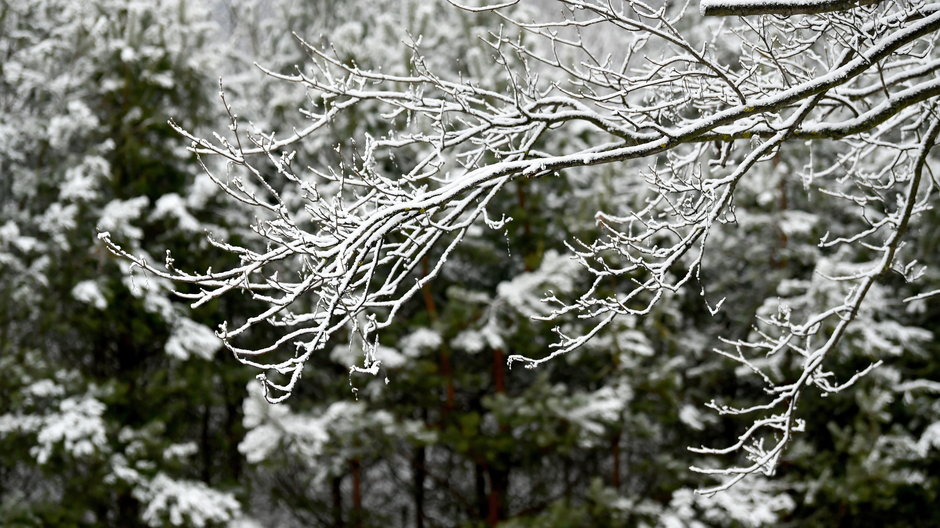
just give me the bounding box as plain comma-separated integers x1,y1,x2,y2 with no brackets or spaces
0,2,250,525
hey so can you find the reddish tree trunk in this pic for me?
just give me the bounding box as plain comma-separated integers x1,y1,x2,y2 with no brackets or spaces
441,350,455,412
486,466,509,526
421,258,454,412
492,348,506,394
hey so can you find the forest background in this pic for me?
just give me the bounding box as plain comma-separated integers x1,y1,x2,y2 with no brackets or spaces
2,0,940,527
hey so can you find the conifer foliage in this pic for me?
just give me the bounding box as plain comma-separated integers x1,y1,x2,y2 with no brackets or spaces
3,1,940,526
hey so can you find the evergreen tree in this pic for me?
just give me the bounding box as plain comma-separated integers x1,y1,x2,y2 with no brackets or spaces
3,1,940,527
1,1,251,525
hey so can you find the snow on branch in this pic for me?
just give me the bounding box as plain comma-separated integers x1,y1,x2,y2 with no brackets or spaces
700,0,884,17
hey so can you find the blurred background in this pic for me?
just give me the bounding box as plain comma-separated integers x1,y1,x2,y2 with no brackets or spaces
2,1,940,526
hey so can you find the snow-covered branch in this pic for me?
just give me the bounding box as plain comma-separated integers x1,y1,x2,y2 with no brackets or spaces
700,0,884,17
101,0,940,489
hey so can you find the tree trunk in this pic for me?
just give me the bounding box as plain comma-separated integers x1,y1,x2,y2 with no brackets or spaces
486,466,509,526
413,444,426,528
421,258,454,413
331,475,343,528
440,349,455,412
492,348,506,394
222,376,242,481
475,463,488,521
351,458,363,528
487,348,509,525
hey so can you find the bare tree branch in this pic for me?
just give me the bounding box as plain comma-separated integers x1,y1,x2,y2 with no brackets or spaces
101,0,940,491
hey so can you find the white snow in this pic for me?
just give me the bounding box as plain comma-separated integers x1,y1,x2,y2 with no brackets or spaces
72,280,108,309
917,422,940,457
228,517,265,528
98,196,150,241
25,379,66,399
165,318,222,361
778,210,818,237
152,193,202,232
400,328,443,357
238,422,282,464
480,321,506,350
47,100,99,150
61,155,108,202
496,250,580,316
162,441,199,461
239,382,403,466
452,329,486,353
136,473,241,528
0,413,43,436
661,480,795,527
31,394,108,464
617,329,654,357
679,404,708,431
565,384,631,442
38,203,78,242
